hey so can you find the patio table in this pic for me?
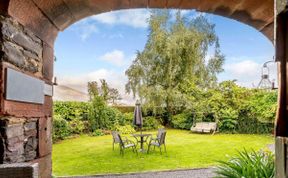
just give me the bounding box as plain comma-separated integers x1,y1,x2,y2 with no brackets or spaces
131,133,152,152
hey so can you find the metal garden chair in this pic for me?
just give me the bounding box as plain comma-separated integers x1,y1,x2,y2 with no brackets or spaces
111,131,121,150
117,133,137,156
147,130,167,154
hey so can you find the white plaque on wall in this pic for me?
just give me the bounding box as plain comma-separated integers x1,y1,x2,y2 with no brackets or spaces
6,68,45,104
44,83,53,96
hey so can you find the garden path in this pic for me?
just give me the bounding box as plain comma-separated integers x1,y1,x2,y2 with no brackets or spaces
61,168,216,178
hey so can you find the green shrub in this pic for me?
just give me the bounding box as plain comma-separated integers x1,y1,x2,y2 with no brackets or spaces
171,113,193,130
88,96,128,131
123,112,134,125
88,96,109,131
68,119,85,134
142,116,161,130
104,107,126,130
237,115,273,134
215,149,275,178
53,115,71,141
115,125,135,134
54,101,89,121
91,129,105,136
112,106,134,113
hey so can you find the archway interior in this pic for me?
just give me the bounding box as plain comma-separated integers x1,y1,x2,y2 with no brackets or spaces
51,8,276,176
0,1,279,178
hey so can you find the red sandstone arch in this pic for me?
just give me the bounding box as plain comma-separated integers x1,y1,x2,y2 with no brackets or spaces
2,0,274,47
0,0,287,178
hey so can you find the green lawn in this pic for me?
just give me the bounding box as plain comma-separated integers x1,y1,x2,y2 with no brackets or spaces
52,129,273,176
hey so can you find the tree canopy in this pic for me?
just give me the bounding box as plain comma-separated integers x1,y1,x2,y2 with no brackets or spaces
125,10,225,120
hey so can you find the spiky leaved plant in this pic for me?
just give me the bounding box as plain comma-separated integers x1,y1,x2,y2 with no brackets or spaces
215,149,275,178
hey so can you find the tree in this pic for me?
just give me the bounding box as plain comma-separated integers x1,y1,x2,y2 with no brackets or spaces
109,88,122,105
100,79,110,102
125,10,224,124
88,81,99,101
87,79,122,104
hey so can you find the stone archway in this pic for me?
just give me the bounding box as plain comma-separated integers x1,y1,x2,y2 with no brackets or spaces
0,0,287,178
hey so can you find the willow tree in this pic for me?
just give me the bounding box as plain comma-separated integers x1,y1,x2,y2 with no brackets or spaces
125,10,224,124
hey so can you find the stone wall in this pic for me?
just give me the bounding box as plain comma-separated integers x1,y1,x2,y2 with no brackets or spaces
0,15,43,77
0,117,38,163
0,15,52,178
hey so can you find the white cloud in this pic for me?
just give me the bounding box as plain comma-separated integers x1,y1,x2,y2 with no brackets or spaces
71,9,200,40
225,60,261,77
56,69,135,105
91,9,150,28
72,20,98,41
99,50,126,66
221,59,277,88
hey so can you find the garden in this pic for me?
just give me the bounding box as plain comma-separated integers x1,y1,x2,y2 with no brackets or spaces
52,10,277,177
52,82,276,177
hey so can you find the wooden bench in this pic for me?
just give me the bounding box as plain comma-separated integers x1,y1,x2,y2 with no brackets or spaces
190,122,217,134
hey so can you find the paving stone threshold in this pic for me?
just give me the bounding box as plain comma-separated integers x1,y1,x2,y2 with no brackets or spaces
59,167,216,178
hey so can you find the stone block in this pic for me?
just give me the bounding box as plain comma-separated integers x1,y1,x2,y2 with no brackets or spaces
5,149,25,163
7,141,24,153
23,50,39,61
8,0,59,46
24,122,36,131
6,135,24,145
0,163,39,178
32,0,75,30
12,32,42,58
1,17,43,58
149,0,166,8
3,99,45,118
42,43,54,81
25,130,37,138
24,151,37,161
38,117,52,157
1,18,18,39
31,154,51,178
63,0,92,20
2,41,25,67
24,137,38,152
6,123,24,138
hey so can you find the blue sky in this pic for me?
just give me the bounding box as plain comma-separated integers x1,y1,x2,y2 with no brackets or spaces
54,9,275,104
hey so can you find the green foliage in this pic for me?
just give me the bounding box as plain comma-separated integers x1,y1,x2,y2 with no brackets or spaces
171,113,193,130
115,125,135,134
53,115,70,141
218,108,238,132
88,79,122,104
112,106,135,113
125,10,224,120
246,90,277,123
68,119,85,134
53,100,129,140
88,97,128,131
91,129,105,136
53,101,89,121
122,112,134,125
173,81,276,134
142,116,161,130
215,149,275,178
88,95,109,131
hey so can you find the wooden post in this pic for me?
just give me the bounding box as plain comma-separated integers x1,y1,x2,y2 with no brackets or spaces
275,0,288,178
275,0,288,137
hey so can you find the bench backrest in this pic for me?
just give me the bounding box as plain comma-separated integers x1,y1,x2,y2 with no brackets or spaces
194,122,217,130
